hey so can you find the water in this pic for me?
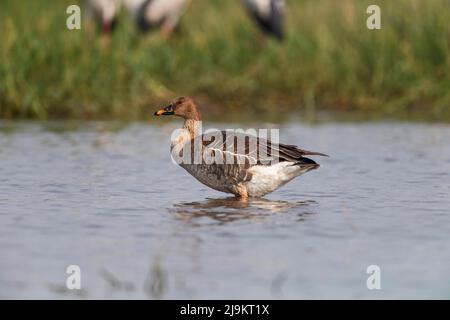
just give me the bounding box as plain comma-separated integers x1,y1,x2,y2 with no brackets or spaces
0,120,449,299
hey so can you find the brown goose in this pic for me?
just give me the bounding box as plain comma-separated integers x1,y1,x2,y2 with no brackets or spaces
154,97,327,198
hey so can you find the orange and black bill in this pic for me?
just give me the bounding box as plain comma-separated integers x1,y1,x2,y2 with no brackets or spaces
154,104,174,116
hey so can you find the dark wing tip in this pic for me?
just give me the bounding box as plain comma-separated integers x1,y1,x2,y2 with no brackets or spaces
294,157,320,170
283,144,330,157
309,151,329,157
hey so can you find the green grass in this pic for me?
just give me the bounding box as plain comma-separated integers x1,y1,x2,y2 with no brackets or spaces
0,0,449,121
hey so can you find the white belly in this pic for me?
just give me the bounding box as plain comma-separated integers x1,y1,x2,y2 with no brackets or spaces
245,162,309,197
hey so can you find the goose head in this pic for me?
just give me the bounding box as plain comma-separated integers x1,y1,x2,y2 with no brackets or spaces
154,97,201,121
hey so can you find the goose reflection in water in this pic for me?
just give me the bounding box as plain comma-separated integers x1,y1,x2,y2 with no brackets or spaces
170,197,317,224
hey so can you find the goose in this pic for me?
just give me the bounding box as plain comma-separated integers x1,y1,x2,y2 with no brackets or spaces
154,97,327,198
241,0,285,40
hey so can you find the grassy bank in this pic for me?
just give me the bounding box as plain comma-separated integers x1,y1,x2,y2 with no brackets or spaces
0,0,449,121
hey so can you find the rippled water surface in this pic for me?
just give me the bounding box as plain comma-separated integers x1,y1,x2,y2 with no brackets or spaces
0,121,449,299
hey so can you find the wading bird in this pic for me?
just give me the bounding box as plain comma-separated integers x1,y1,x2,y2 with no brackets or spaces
241,0,285,40
154,97,327,198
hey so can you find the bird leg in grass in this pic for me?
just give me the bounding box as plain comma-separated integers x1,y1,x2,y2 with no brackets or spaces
160,22,175,39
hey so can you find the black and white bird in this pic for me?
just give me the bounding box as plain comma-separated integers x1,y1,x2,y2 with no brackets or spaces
124,0,191,37
85,0,121,34
241,0,285,40
154,97,327,198
86,0,285,40
86,0,191,37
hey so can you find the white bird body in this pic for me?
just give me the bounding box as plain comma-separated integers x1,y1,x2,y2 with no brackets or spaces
243,0,272,18
134,0,190,34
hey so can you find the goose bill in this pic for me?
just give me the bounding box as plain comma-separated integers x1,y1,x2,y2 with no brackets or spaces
154,105,175,116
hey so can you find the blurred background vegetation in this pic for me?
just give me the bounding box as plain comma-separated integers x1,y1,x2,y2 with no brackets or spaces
0,0,449,121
